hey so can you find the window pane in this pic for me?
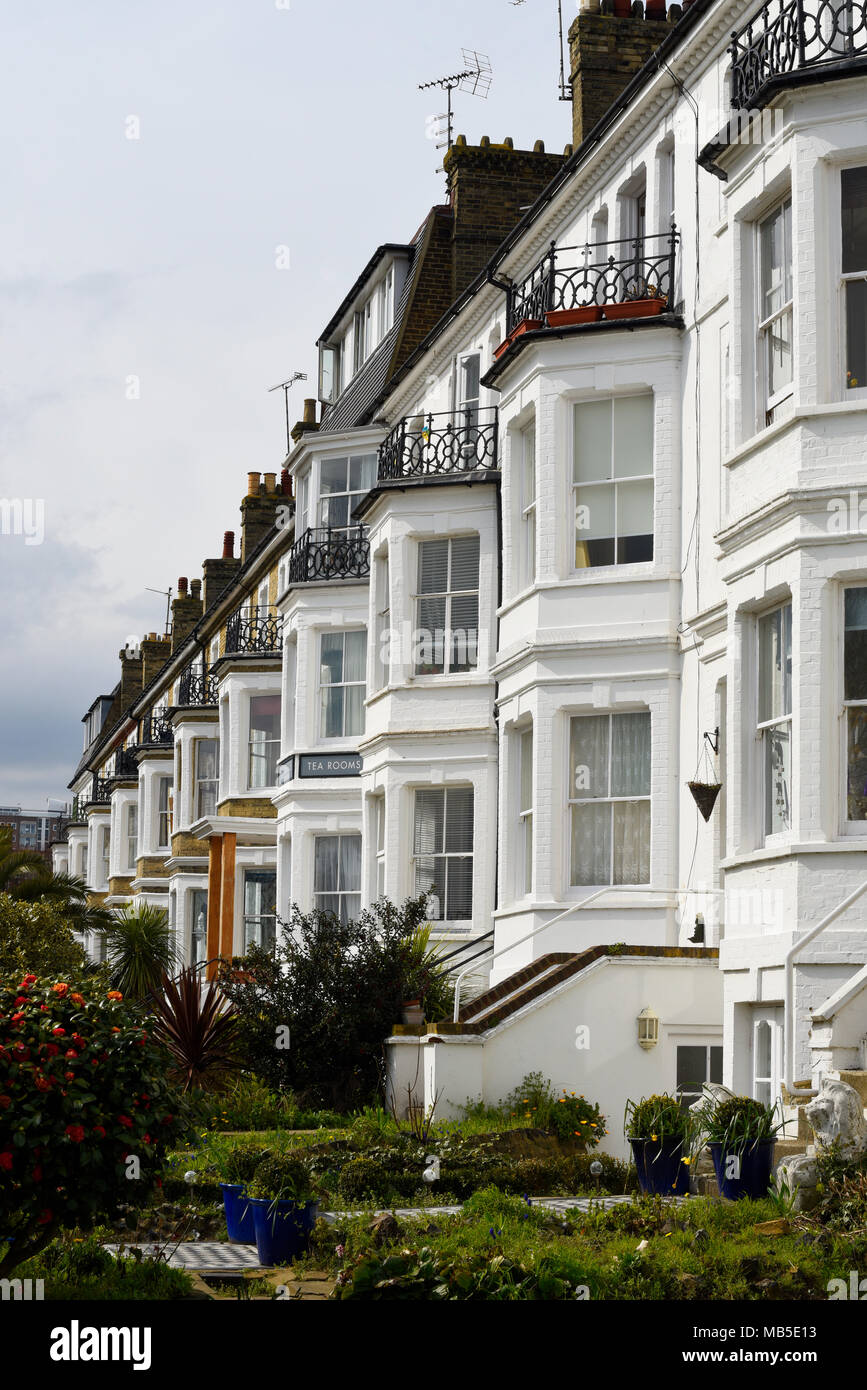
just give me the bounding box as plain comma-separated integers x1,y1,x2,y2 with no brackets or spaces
344,684,364,736
676,1045,708,1094
343,630,367,682
613,396,653,478
764,725,792,833
761,202,791,316
570,715,610,800
575,484,615,568
449,594,478,671
759,606,792,721
617,479,654,563
520,730,533,813
845,588,867,700
321,684,344,738
339,834,362,892
611,712,651,796
418,540,449,594
845,280,867,389
320,458,348,494
444,787,474,853
348,454,375,492
416,596,446,672
320,493,349,528
613,799,650,883
573,400,611,483
450,536,480,591
415,856,445,911
847,707,867,820
445,857,473,918
766,306,793,399
755,1020,772,1079
842,167,867,273
570,802,611,885
250,696,281,739
320,633,345,685
710,1046,723,1083
314,836,339,893
414,790,444,855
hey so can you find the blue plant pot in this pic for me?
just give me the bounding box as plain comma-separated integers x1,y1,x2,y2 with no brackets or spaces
220,1183,255,1243
249,1197,319,1266
630,1137,691,1196
709,1140,775,1200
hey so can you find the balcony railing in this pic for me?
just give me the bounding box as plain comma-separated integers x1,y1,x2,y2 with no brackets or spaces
88,777,112,806
139,710,174,747
731,0,867,110
225,605,284,655
378,407,499,481
505,228,679,338
178,664,218,706
111,746,139,781
287,527,370,585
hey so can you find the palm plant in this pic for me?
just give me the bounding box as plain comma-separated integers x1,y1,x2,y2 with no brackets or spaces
150,966,240,1093
0,827,114,935
0,825,48,892
95,902,180,1000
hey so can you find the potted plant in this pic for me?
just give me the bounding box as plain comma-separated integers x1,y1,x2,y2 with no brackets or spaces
401,999,424,1026
603,283,668,321
494,317,545,358
218,1143,269,1243
624,1093,695,1196
694,1094,782,1200
246,1153,319,1265
545,304,604,328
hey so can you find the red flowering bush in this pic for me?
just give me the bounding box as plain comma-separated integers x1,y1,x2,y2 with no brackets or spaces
0,972,192,1275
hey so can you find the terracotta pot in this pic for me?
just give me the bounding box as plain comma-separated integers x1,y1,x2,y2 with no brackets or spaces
494,318,544,358
602,298,667,321
545,306,604,327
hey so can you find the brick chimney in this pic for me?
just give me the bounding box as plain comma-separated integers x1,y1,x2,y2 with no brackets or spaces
118,645,144,710
240,472,282,565
444,136,569,300
140,632,172,689
290,398,320,446
568,0,677,150
171,576,203,654
203,531,241,612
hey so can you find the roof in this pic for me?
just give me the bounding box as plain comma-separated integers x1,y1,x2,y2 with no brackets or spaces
317,243,413,346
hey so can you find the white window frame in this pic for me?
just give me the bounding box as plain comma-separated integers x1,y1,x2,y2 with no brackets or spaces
518,727,533,898
313,833,362,925
756,603,793,841
157,775,172,849
375,550,390,691
100,825,111,887
190,887,208,969
842,586,867,833
567,712,651,888
375,796,386,899
243,870,277,952
248,695,281,790
126,803,137,873
840,165,867,400
317,454,375,534
318,629,367,741
757,196,794,425
519,423,536,591
572,395,655,572
414,535,480,676
412,786,474,928
194,737,219,820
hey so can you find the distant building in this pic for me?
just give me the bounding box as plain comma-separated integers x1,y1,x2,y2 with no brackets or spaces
0,806,70,863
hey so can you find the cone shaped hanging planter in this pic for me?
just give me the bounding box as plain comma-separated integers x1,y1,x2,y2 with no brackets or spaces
688,780,722,822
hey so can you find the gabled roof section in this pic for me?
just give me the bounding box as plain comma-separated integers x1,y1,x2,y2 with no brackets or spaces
317,242,413,347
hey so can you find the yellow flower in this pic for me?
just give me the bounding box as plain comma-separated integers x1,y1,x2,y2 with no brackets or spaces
681,1157,691,1165
651,1133,658,1141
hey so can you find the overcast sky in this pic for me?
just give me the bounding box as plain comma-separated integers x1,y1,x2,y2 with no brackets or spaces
0,0,575,809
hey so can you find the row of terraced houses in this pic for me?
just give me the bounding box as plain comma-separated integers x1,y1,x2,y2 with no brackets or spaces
53,0,867,1156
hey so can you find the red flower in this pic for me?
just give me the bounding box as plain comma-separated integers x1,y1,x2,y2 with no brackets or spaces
51,1027,65,1037
92,1125,106,1139
45,1044,59,1057
64,1072,75,1081
51,983,69,997
32,1165,42,1182
13,1045,30,1060
0,1096,10,1109
106,991,123,1001
161,1114,173,1125
39,1005,49,1012
70,993,85,1006
143,1134,151,1145
65,1050,78,1060
11,1013,24,1025
118,1115,133,1129
14,996,27,1005
34,1075,52,1093
38,1209,52,1224
91,1059,99,1067
0,1152,13,1171
65,1125,85,1144
155,1179,162,1189
21,975,37,985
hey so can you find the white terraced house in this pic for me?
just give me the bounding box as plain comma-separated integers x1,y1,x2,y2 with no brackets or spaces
58,0,867,1159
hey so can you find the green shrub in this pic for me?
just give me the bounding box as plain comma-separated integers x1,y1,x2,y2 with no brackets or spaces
694,1094,782,1151
18,1232,194,1300
624,1094,695,1144
248,1152,316,1204
221,1142,273,1186
336,1245,587,1300
501,1073,606,1145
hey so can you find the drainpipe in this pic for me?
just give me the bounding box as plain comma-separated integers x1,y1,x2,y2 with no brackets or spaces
783,876,867,1096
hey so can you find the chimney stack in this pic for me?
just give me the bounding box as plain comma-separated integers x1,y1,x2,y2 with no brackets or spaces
290,398,320,446
171,575,204,655
240,474,282,565
140,632,172,689
203,530,242,611
568,1,675,150
118,644,144,710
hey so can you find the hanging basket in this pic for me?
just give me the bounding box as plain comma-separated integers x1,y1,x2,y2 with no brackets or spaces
688,780,722,822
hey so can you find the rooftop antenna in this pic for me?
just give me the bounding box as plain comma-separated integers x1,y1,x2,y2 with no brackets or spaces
557,0,572,101
419,49,492,177
145,586,172,636
268,372,308,456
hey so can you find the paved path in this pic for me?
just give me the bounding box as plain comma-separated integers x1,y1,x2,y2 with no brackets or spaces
106,1193,683,1271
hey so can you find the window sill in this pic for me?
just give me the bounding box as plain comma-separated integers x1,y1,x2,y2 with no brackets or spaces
721,839,867,868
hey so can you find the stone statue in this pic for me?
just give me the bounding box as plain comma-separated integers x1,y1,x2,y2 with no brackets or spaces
776,1077,867,1211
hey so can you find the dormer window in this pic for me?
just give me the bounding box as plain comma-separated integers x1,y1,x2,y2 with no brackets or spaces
319,343,341,405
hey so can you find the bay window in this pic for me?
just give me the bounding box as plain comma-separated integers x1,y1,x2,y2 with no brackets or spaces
758,198,793,423
157,776,172,848
318,455,376,532
757,604,792,835
569,712,651,886
573,395,654,568
415,535,479,675
413,787,474,925
314,834,361,925
842,167,867,392
319,630,366,739
249,696,280,789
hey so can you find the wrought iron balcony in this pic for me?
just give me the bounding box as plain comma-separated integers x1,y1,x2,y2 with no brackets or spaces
731,0,867,110
286,527,370,585
378,407,499,481
139,710,174,747
504,228,679,339
110,746,139,781
225,605,284,655
88,776,112,806
178,664,218,706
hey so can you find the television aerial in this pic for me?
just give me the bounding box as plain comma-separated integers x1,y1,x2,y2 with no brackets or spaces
268,372,308,456
419,49,492,174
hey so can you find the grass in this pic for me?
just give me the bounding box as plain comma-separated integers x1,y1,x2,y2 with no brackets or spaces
16,1232,195,1301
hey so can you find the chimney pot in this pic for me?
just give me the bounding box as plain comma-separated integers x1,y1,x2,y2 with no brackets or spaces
533,139,545,153
479,135,490,147
280,467,292,496
178,576,188,594
223,530,235,559
302,398,316,424
190,578,202,598
247,472,261,497
264,472,277,494
503,136,514,148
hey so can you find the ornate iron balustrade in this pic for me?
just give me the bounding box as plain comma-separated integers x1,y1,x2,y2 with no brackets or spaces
378,407,499,481
178,664,218,706
286,527,370,585
731,0,867,110
139,710,174,746
505,227,679,337
111,746,139,780
225,605,284,655
89,777,112,805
